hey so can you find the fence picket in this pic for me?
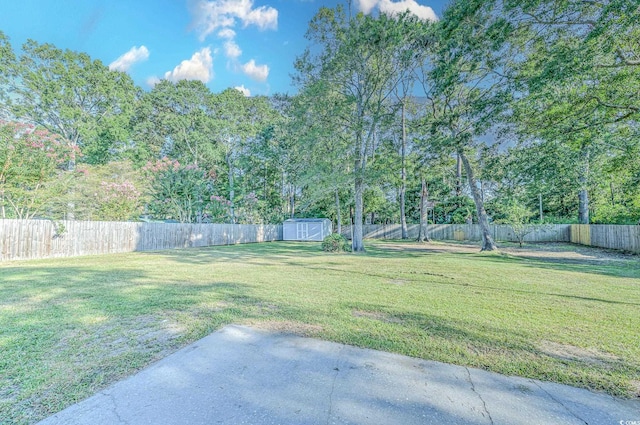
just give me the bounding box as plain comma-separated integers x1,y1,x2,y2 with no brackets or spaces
2,220,638,262
0,220,283,261
341,223,638,253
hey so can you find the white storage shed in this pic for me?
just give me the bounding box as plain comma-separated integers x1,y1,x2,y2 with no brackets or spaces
283,218,332,242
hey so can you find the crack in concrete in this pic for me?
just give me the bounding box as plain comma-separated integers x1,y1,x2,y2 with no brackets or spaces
326,345,344,425
530,381,589,425
465,368,494,425
105,391,129,425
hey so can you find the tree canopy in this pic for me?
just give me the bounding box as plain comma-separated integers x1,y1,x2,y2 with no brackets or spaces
0,1,638,238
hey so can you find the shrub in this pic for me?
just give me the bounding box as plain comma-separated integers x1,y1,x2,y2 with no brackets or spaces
143,159,220,223
322,233,351,252
97,180,142,221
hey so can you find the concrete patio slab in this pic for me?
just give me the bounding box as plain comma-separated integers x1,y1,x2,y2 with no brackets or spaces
38,325,640,425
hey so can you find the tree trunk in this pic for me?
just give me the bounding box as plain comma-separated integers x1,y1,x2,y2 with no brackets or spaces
400,102,408,239
539,193,543,222
349,206,354,242
289,184,295,219
352,162,365,252
578,145,590,224
264,163,268,202
578,189,589,224
610,181,615,206
400,187,407,237
65,203,75,220
227,153,235,223
459,150,497,251
456,153,462,198
66,140,77,220
281,171,287,218
335,189,342,235
417,177,430,243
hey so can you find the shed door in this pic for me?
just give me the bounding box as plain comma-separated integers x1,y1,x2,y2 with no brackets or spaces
296,223,309,240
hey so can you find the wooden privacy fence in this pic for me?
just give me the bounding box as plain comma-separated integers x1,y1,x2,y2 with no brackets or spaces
3,221,638,262
0,220,282,261
342,224,571,243
571,224,640,253
342,223,640,253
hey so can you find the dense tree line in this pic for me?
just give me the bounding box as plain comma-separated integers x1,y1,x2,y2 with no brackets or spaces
0,0,638,251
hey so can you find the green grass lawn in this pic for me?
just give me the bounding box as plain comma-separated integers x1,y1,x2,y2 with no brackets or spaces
1,240,639,424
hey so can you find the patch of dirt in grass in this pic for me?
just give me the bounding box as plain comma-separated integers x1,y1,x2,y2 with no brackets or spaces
187,300,231,312
135,320,184,346
256,302,280,314
537,340,621,366
501,242,638,265
379,242,480,255
133,317,186,351
244,320,324,337
52,315,186,359
388,279,407,285
352,309,404,324
378,241,639,265
630,380,640,398
0,382,19,404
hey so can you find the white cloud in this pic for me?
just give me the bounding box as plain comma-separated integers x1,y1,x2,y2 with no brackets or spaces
217,28,236,39
189,0,278,41
146,76,161,87
357,0,378,15
164,47,214,83
243,2,278,29
241,59,269,82
109,45,150,72
356,0,438,21
234,85,251,96
224,40,242,58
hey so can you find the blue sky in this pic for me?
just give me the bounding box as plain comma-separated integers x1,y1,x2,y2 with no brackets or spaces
0,0,447,96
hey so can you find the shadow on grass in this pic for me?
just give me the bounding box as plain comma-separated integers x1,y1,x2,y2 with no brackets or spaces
381,240,639,279
0,265,272,423
365,240,640,279
337,301,640,397
283,258,640,308
0,267,262,327
134,241,639,308
138,241,324,265
475,252,640,279
1,257,639,425
144,240,459,265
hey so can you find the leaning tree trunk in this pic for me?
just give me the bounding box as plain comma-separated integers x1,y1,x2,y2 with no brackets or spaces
417,177,431,243
458,150,497,251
